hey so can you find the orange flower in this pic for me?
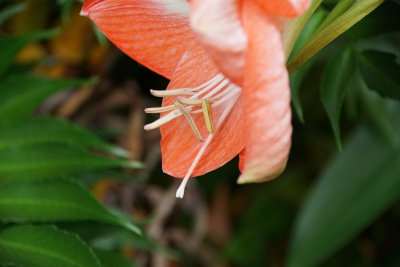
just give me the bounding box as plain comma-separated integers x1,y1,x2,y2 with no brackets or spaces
81,0,309,198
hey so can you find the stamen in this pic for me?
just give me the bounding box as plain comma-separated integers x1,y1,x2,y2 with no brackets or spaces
144,73,243,199
192,77,229,100
191,84,240,114
210,85,241,108
174,100,204,142
145,75,243,198
144,112,181,130
150,89,196,97
144,105,175,113
176,89,242,199
191,73,225,91
144,75,229,130
202,100,214,133
178,97,210,106
150,74,225,98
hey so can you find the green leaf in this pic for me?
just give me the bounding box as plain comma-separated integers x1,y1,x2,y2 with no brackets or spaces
61,222,175,257
225,188,294,266
289,9,327,61
93,249,133,267
321,47,355,149
316,0,357,34
0,117,130,158
0,179,141,234
0,74,94,122
70,170,139,185
287,108,400,267
0,30,58,76
284,0,324,58
0,2,26,26
356,32,400,58
345,3,400,40
0,225,100,267
288,0,384,72
0,144,139,181
358,51,400,101
290,60,315,123
357,72,399,145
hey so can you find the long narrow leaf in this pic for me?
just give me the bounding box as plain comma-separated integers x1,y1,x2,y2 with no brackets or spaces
321,47,356,149
315,0,357,34
0,117,130,157
289,9,327,61
284,0,324,58
0,179,140,234
290,60,314,123
287,106,400,267
61,222,176,257
358,51,400,101
0,144,140,181
288,0,384,72
355,32,400,58
0,225,100,267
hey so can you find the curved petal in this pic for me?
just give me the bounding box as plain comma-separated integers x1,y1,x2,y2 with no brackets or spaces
251,0,310,18
160,42,245,178
81,0,195,79
238,1,292,183
190,0,247,85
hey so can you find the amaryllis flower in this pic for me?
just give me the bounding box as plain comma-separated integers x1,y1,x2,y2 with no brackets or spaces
81,0,309,198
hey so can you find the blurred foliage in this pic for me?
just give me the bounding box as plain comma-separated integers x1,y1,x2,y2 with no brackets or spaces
0,1,157,266
0,0,399,267
226,0,400,266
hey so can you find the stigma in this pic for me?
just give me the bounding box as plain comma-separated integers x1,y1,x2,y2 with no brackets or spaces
144,74,242,198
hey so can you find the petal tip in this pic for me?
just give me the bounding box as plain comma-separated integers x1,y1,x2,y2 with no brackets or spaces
237,164,287,184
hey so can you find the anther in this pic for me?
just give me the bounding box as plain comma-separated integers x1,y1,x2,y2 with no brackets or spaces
202,99,214,133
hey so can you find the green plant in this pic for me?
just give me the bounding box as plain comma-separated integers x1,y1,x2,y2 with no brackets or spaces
0,4,150,266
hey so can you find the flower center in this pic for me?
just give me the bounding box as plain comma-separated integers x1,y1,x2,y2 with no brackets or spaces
144,74,242,198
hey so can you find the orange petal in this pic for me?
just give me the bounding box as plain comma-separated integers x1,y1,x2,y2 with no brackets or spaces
160,42,245,178
81,0,195,79
251,0,310,18
190,0,247,85
238,1,292,183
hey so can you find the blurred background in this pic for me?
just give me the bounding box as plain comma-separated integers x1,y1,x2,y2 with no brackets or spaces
0,0,400,266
